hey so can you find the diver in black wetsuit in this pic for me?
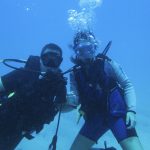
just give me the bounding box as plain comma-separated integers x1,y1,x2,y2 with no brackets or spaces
0,43,67,150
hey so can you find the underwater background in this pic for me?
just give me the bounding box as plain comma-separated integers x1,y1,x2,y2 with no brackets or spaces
0,0,150,149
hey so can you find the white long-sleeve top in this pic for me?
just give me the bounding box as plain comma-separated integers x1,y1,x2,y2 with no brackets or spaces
69,59,136,112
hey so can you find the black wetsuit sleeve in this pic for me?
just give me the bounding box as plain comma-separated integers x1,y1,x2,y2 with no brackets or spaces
1,69,27,93
1,56,40,94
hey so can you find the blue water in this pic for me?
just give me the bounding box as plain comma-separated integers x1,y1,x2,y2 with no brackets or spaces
0,0,150,149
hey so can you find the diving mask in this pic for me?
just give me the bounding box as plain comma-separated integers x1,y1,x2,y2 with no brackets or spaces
41,51,62,68
75,41,96,59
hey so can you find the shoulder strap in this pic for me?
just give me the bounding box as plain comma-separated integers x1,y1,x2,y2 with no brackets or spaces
25,55,40,72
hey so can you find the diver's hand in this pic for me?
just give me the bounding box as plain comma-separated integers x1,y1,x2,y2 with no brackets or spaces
126,111,136,129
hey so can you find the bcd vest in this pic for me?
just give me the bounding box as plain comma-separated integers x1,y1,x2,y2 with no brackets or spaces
73,59,126,117
7,56,59,134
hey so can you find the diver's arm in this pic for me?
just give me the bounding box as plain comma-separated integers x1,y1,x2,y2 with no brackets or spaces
69,72,80,106
61,72,80,113
57,93,78,113
108,60,136,112
53,73,77,113
58,92,78,113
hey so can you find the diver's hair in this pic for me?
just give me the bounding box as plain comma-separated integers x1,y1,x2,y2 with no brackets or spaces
41,43,62,56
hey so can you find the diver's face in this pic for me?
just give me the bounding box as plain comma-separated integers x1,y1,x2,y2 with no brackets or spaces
41,48,62,69
75,39,96,62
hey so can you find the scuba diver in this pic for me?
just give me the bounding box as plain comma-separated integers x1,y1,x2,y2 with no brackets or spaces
69,31,144,150
0,43,67,150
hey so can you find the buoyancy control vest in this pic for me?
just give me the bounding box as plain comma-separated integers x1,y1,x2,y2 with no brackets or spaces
0,55,66,135
18,55,67,133
73,58,126,117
